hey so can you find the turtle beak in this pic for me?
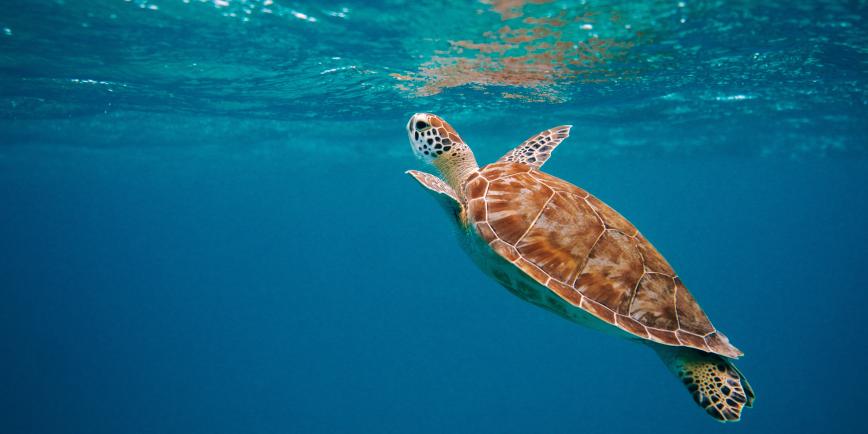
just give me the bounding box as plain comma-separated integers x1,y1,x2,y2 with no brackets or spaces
407,115,417,141
407,114,433,162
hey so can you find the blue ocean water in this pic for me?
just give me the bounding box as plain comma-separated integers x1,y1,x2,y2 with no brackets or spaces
1,1,867,433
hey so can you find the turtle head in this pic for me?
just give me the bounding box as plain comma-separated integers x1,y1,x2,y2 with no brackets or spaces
407,113,478,190
407,113,462,163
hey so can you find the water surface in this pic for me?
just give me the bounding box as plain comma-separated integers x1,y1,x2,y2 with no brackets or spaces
1,1,867,433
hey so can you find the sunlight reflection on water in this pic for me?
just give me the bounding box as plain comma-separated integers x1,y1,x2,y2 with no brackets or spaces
0,0,865,157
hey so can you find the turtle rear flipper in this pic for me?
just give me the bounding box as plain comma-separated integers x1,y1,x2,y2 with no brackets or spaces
653,344,755,422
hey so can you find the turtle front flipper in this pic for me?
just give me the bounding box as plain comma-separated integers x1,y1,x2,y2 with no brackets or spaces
653,344,755,422
406,170,463,217
498,125,571,168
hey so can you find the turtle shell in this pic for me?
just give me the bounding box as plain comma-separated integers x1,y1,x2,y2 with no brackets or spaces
463,162,742,358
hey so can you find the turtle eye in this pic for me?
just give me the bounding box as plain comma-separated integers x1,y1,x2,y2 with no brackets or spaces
415,120,428,130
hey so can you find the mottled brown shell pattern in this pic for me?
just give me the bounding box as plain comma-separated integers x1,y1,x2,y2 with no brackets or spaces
464,162,742,358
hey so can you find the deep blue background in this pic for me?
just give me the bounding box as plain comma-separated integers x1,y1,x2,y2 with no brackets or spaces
2,148,867,433
2,1,867,433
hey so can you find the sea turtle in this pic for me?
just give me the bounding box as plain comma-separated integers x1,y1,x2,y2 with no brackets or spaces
405,113,755,422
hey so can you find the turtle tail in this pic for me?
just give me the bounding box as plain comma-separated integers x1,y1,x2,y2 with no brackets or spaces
653,345,755,422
